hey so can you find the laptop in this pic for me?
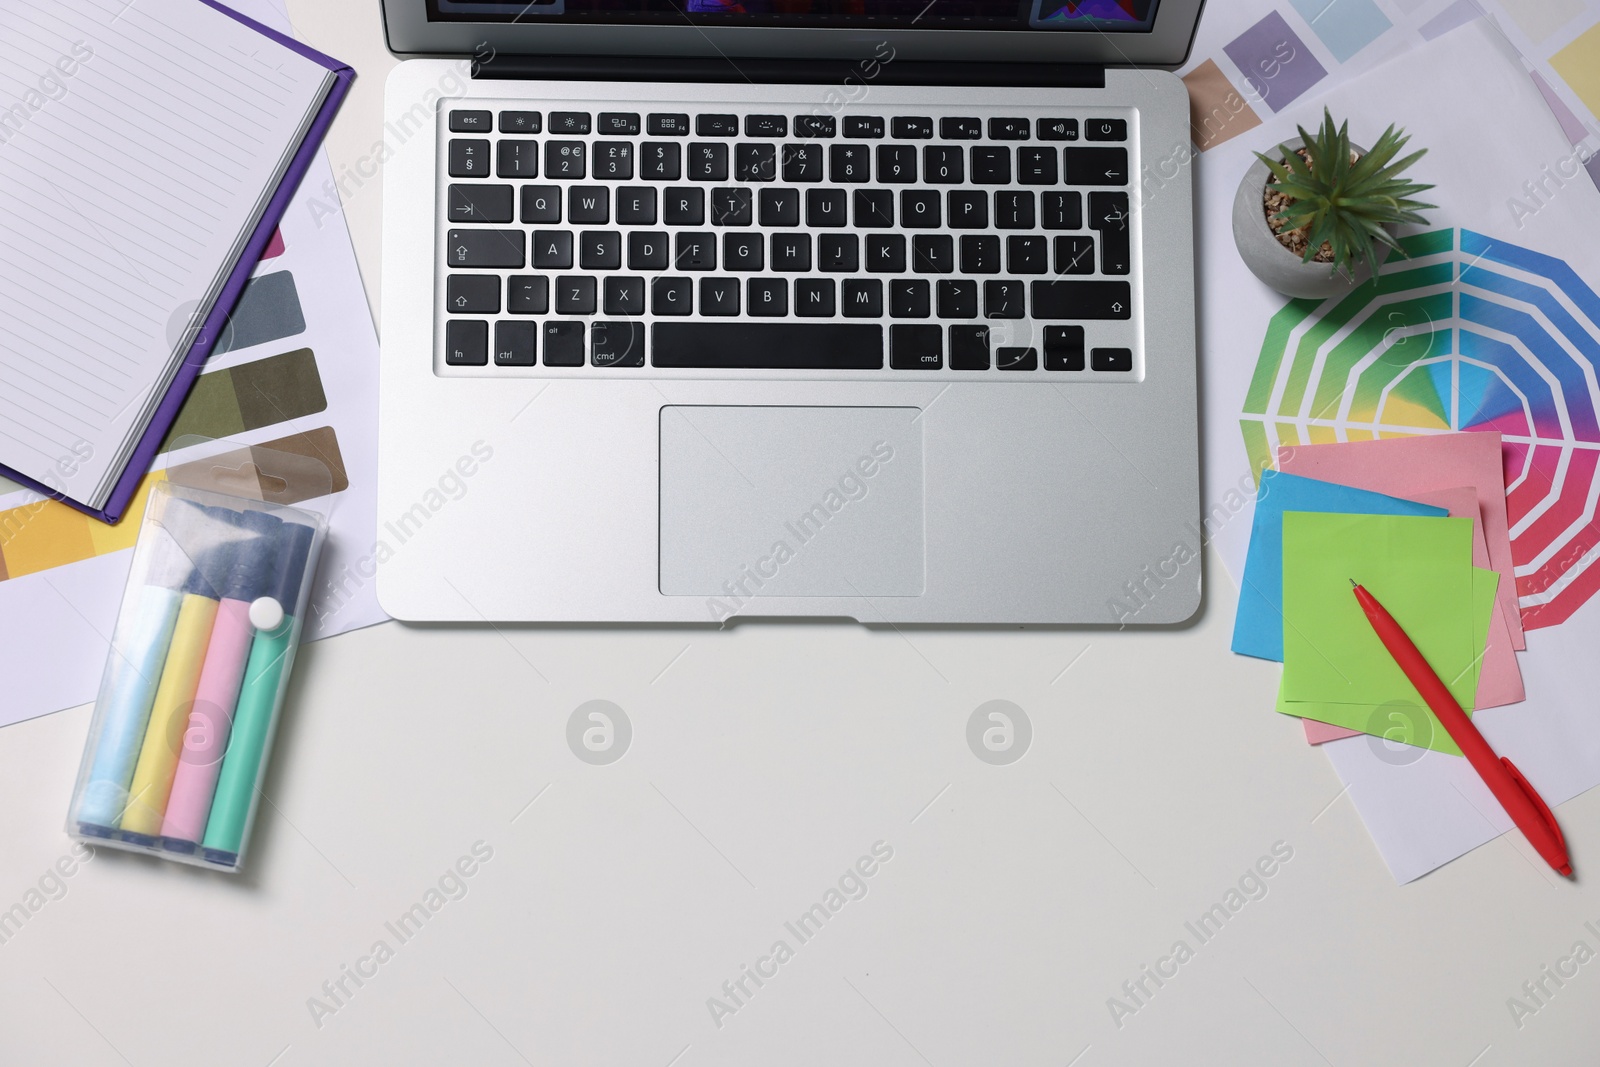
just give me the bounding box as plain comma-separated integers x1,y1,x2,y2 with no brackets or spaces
377,0,1205,625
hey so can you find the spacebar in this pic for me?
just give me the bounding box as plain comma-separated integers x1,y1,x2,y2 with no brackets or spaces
651,323,884,369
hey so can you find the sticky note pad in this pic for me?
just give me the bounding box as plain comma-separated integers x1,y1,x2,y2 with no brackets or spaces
1281,511,1474,706
1232,471,1447,661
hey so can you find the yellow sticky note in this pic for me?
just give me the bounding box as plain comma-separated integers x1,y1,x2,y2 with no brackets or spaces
1551,23,1600,123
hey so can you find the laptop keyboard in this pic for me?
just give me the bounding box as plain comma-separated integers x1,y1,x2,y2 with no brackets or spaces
436,102,1140,378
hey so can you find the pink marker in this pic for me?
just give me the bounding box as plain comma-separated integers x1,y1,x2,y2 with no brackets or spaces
161,510,282,848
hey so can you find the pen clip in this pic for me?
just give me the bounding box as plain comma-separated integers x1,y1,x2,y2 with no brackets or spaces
1502,757,1566,850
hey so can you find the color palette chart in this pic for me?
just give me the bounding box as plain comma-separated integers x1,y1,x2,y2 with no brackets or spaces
1241,228,1600,630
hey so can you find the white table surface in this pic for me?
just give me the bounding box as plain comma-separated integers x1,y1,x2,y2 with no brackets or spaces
3,4,1599,1064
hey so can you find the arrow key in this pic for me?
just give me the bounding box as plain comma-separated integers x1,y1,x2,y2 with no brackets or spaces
446,274,501,314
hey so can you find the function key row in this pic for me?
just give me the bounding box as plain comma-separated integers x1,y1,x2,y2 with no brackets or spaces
449,110,1125,142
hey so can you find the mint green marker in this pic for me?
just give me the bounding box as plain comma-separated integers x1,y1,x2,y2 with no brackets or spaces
201,522,317,866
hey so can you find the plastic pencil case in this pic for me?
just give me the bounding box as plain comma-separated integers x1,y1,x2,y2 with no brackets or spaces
67,457,326,872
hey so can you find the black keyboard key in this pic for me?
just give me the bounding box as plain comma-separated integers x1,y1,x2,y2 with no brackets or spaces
985,279,1025,318
697,114,739,137
937,279,977,319
598,112,641,135
449,183,514,223
1031,280,1132,319
1090,190,1131,275
1043,191,1082,230
971,146,1011,184
593,141,634,180
950,324,990,369
830,144,871,182
1044,325,1085,370
448,139,490,177
794,114,836,138
549,112,591,134
543,321,585,366
652,323,883,369
496,141,538,179
445,320,488,366
924,145,963,184
878,145,917,183
995,191,1035,229
664,187,705,225
1086,118,1127,141
748,277,787,316
568,186,609,224
447,274,500,314
819,233,858,272
546,140,587,178
522,185,561,223
997,346,1037,371
867,234,905,273
556,275,597,315
890,279,929,318
843,279,883,317
689,142,729,181
781,144,823,183
1018,147,1058,185
941,117,982,140
900,189,941,228
1092,347,1133,372
794,278,835,317
494,321,538,366
449,110,492,133
592,321,646,366
891,324,941,369
629,231,670,270
960,234,1000,274
603,276,646,316
806,188,847,227
712,187,753,226
1055,235,1096,275
531,230,573,269
844,116,884,138
1038,118,1078,141
745,114,787,137
617,186,657,225
1008,235,1048,274
770,232,811,272
675,232,717,270
891,116,933,139
1063,147,1129,185
699,277,740,316
854,189,894,228
500,110,542,134
640,142,682,180
447,229,524,268
724,232,764,270
647,113,690,136
507,275,549,314
912,234,953,274
759,187,800,227
736,143,777,182
947,190,987,229
580,231,622,270
653,277,693,315
989,117,1030,140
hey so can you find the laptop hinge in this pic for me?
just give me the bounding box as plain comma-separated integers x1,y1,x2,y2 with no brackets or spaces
472,53,1105,88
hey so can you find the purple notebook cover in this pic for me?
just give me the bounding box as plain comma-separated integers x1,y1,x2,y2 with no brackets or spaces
0,0,354,523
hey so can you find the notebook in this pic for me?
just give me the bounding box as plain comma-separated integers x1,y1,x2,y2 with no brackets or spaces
0,0,352,519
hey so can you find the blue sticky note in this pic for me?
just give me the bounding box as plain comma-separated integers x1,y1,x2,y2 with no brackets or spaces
1289,0,1393,62
1232,470,1448,661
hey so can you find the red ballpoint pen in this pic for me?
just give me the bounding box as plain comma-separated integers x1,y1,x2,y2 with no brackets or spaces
1351,580,1573,878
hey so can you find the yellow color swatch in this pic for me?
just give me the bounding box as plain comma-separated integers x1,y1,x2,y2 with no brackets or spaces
1551,22,1600,122
0,500,94,576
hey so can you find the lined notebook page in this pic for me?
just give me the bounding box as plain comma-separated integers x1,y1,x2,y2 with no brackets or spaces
0,0,331,506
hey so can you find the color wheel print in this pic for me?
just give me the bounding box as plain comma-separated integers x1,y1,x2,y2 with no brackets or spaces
1240,228,1600,630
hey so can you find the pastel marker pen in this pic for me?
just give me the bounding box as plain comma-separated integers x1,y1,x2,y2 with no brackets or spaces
119,509,233,841
203,521,316,865
160,511,283,849
75,500,198,834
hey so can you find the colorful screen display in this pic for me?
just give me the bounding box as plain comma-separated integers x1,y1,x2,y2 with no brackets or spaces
428,0,1158,31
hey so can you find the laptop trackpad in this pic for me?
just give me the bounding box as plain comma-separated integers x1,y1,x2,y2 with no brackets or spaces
659,406,924,599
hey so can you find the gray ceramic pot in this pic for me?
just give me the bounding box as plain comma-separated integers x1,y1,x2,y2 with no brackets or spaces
1232,144,1384,299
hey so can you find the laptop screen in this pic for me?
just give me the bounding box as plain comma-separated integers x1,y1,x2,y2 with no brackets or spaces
427,0,1160,33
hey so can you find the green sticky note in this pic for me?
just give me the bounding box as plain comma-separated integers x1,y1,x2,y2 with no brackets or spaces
1281,512,1475,706
1277,567,1499,756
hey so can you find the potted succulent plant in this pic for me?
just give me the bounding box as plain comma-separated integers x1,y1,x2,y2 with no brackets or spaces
1233,109,1435,299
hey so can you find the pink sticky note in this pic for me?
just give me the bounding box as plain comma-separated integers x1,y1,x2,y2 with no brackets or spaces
1304,719,1359,744
1277,432,1523,649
